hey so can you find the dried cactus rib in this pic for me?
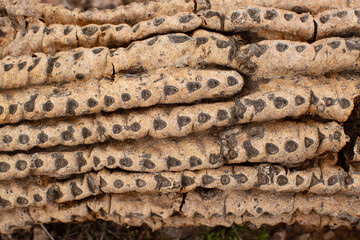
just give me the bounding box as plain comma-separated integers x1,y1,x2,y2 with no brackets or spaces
0,121,345,180
202,6,314,41
2,12,202,57
0,68,243,124
3,0,194,25
200,0,357,15
255,74,360,122
0,189,359,233
0,30,236,89
0,86,311,151
315,8,360,39
237,37,360,79
0,153,356,209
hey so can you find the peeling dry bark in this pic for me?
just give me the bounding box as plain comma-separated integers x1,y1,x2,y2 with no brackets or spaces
1,0,360,234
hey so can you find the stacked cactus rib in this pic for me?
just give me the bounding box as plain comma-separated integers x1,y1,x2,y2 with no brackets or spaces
1,0,360,234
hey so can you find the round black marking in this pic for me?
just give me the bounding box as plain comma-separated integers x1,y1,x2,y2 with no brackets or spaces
0,162,10,172
16,197,29,205
81,127,92,139
75,73,85,80
217,110,228,121
295,45,306,53
338,98,351,109
277,175,288,186
141,90,151,100
119,157,133,167
107,156,115,166
324,97,335,107
300,14,309,22
4,64,13,72
189,156,202,167
276,43,289,52
114,179,124,189
3,135,12,143
66,99,78,115
314,44,323,52
247,126,265,139
37,132,48,144
202,175,215,185
121,93,131,102
9,104,17,115
328,175,338,186
130,122,140,132
73,51,83,60
216,40,230,48
33,194,42,202
34,158,43,168
305,137,314,148
19,134,29,144
168,35,191,43
142,159,155,169
296,175,304,186
196,37,208,47
273,97,288,109
104,95,115,107
220,175,230,185
18,61,27,70
153,17,165,26
187,82,202,93
227,76,238,86
136,179,146,187
62,126,74,141
112,124,122,134
207,79,220,88
264,9,278,20
328,41,341,49
319,14,330,23
284,13,293,21
0,106,3,115
177,116,191,128
52,153,68,171
209,154,221,164
42,100,54,112
284,140,298,152
97,126,106,135
115,26,124,31
167,157,181,168
82,26,98,37
87,98,98,108
243,140,259,158
265,143,279,155
147,36,158,46
179,14,194,23
198,113,211,124
15,160,27,171
93,156,100,167
247,8,260,23
181,175,195,186
334,131,342,141
153,119,167,130
164,85,179,96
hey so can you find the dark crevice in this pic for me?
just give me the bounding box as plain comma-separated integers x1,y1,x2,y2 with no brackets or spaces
312,19,318,43
179,193,187,213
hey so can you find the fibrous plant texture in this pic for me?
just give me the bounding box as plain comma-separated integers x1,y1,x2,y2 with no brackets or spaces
1,0,360,234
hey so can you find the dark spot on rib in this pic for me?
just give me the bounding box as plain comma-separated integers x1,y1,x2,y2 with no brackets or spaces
295,95,305,106
243,140,259,158
257,172,269,186
107,156,115,166
62,126,74,141
324,97,335,107
18,61,27,70
277,175,288,186
4,64,13,71
44,28,54,35
46,185,63,202
19,134,29,144
291,6,311,14
181,175,195,186
305,137,314,148
87,98,98,108
334,131,342,141
24,95,37,112
112,124,122,134
33,194,42,202
296,175,304,186
119,157,133,167
227,76,238,86
284,13,293,21
3,135,12,143
100,25,110,31
345,39,360,50
328,175,338,186
187,82,201,93
147,36,158,46
179,14,194,23
27,57,41,72
217,110,228,121
104,95,115,107
76,152,87,171
309,173,322,188
81,127,92,139
202,175,214,185
37,132,48,144
164,85,179,95
276,43,289,52
264,9,278,20
31,26,40,34
155,175,171,188
220,175,230,185
70,182,83,197
153,119,167,130
190,156,202,167
310,91,319,104
273,97,288,109
207,79,219,88
115,26,124,31
121,93,131,102
142,159,155,169
0,162,10,172
319,14,330,23
42,100,54,112
209,154,222,164
153,17,165,26
295,45,306,53
196,37,208,47
339,98,351,109
93,156,100,167
64,26,73,35
300,14,309,22
247,8,260,23
328,41,341,49
244,99,266,113
266,143,279,155
97,126,106,135
16,197,28,205
34,158,43,168
75,73,85,80
177,116,191,128
9,104,17,114
92,48,104,54
66,99,78,115
314,44,323,52
99,177,107,188
141,90,151,100
198,113,211,123
231,12,240,22
136,179,146,187
130,122,140,132
86,175,98,193
247,126,265,139
168,35,191,43
52,153,68,171
73,51,83,60
46,56,60,75
132,24,140,32
216,40,230,48
284,140,298,153
82,26,98,36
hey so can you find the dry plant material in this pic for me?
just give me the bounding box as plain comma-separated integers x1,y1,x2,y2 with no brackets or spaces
0,68,243,124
